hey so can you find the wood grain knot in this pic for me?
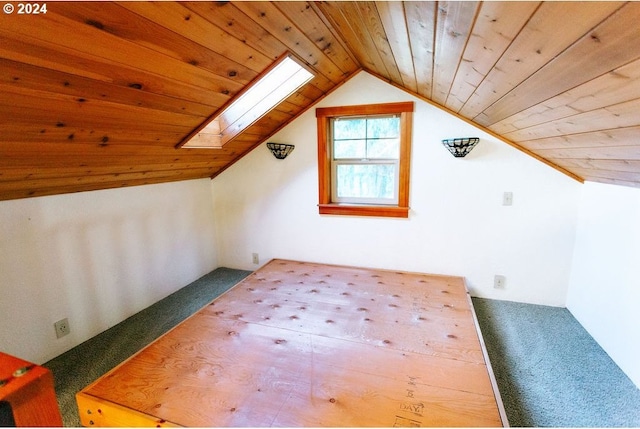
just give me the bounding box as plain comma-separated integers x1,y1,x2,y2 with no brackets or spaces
383,339,392,345
85,19,104,30
447,334,457,339
329,398,336,403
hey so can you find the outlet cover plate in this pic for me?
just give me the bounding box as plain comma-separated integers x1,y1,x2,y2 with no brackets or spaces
54,318,70,339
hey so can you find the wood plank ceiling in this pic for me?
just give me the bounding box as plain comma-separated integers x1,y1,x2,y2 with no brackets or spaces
1,1,639,200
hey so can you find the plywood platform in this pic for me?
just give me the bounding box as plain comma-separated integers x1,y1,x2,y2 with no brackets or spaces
76,259,507,427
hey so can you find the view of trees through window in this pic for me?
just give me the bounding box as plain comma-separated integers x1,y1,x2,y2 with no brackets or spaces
332,115,400,203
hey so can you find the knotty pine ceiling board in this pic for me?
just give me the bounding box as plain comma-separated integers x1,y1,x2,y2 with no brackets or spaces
477,2,640,127
2,1,640,201
403,1,437,99
445,1,541,112
431,1,479,106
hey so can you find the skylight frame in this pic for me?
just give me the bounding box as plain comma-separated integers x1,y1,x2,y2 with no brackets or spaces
179,52,315,149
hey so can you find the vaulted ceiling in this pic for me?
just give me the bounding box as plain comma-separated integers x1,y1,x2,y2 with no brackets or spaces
1,1,639,201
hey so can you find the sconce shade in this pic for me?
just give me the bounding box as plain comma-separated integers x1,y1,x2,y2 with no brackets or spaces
266,142,295,159
441,137,479,157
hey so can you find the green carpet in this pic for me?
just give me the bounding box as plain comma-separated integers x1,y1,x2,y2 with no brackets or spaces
44,269,640,427
473,297,640,427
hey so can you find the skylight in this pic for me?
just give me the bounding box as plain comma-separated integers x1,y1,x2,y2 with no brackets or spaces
180,53,314,149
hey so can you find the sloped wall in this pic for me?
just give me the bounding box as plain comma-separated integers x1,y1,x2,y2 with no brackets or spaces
567,181,640,388
211,72,582,306
0,179,217,364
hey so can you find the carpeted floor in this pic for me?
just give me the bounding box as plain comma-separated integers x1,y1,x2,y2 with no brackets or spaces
44,268,640,427
472,297,640,427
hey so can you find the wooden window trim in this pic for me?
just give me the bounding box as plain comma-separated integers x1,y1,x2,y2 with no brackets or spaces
316,101,413,218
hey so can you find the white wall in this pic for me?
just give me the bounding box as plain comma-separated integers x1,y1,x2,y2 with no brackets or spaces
211,72,582,306
0,179,218,364
567,181,640,388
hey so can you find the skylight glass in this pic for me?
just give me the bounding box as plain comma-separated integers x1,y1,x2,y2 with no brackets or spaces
181,54,314,149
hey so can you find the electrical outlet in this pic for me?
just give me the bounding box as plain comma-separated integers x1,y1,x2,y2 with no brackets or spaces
494,275,506,289
54,318,70,339
252,253,259,265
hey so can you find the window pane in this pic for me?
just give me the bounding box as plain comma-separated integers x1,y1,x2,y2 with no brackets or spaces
333,118,366,140
334,139,366,159
367,116,399,139
336,164,396,200
367,138,399,159
182,55,313,148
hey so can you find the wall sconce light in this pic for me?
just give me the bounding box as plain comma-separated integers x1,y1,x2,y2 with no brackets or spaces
266,142,295,159
441,137,480,158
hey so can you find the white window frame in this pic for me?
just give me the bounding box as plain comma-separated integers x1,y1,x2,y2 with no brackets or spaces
329,114,401,205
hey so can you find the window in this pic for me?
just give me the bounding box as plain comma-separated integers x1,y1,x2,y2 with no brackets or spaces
316,102,414,218
180,53,314,149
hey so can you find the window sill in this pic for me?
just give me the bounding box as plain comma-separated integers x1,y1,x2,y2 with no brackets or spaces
318,204,409,218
